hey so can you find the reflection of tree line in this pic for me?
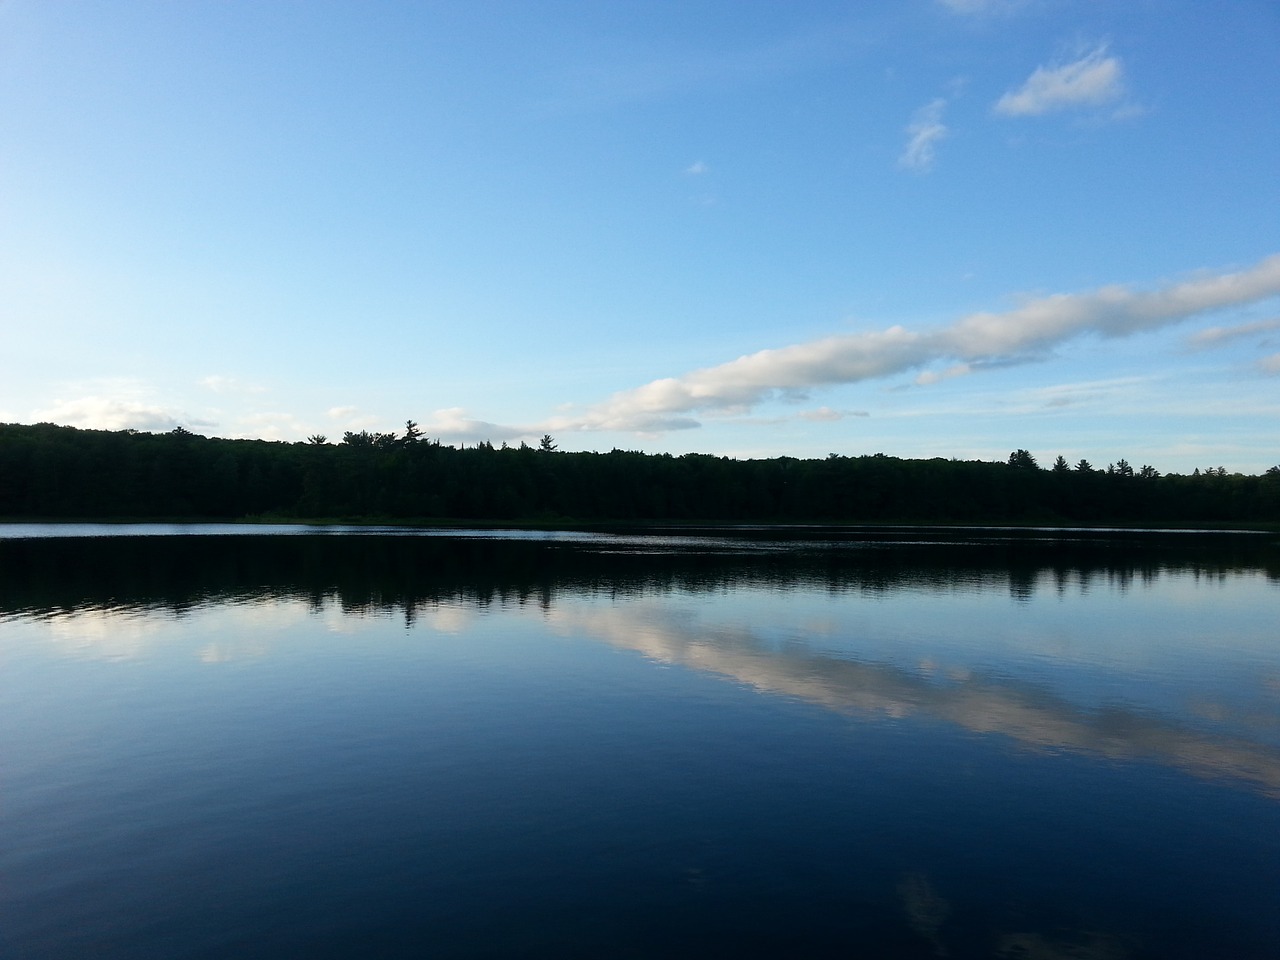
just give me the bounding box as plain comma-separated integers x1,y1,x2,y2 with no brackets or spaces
5,537,1279,808
7,532,1276,794
3,422,1279,523
1,529,1276,620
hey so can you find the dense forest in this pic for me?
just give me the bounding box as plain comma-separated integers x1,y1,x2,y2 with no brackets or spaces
1,421,1278,525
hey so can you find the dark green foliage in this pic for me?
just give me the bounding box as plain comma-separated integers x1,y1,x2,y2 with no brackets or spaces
1007,449,1038,470
0,422,1276,525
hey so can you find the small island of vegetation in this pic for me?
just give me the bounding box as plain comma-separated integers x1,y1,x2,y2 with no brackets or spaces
1,421,1277,527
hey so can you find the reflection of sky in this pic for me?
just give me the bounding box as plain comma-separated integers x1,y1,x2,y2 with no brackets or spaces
541,575,1280,796
598,572,1280,720
9,563,1279,796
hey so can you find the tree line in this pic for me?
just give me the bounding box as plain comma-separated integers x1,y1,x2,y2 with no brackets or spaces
1,422,1277,525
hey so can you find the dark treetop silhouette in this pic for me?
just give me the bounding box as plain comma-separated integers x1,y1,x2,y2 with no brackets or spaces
1,421,1277,524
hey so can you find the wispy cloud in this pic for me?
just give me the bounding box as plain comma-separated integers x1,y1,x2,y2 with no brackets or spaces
796,406,867,422
1187,316,1280,348
541,18,877,114
1009,375,1158,412
938,0,1025,14
684,160,709,176
200,375,267,395
899,98,948,172
1261,354,1280,375
994,43,1124,117
914,363,971,386
552,255,1280,434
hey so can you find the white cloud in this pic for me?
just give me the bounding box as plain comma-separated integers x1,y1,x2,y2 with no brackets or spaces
33,394,205,433
899,98,948,172
228,412,311,442
325,406,385,435
423,407,527,444
553,254,1280,433
994,44,1124,116
1188,316,1280,348
317,406,529,445
685,160,709,175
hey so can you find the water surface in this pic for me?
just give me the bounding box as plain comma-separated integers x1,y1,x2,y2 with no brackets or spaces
2,526,1278,958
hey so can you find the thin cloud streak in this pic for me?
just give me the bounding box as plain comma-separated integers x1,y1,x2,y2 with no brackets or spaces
938,0,1025,13
555,255,1280,434
994,44,1124,116
1188,316,1280,348
200,375,267,395
899,98,948,172
797,406,867,422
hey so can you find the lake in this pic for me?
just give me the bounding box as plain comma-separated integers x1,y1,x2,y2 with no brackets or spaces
2,525,1278,958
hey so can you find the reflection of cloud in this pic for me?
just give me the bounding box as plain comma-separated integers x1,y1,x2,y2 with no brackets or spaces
421,604,475,634
995,930,1130,959
199,639,267,664
549,603,1280,797
45,609,169,660
899,872,949,955
995,43,1125,117
900,98,948,172
42,601,309,662
547,255,1280,433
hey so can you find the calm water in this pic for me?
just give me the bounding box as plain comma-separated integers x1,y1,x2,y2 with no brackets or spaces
2,526,1278,958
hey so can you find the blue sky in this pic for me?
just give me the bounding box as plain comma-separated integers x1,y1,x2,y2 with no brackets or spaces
2,0,1277,472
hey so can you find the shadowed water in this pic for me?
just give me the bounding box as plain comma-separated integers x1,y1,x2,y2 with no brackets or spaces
1,526,1278,958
